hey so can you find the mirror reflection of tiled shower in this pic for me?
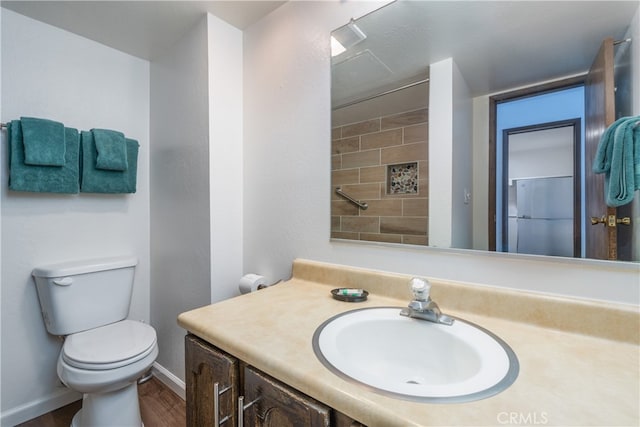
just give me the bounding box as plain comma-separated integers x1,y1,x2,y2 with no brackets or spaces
331,105,429,245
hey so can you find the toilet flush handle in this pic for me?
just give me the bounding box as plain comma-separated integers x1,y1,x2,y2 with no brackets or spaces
53,277,73,286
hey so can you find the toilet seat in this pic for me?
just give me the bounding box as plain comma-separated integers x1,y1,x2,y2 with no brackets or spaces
62,320,157,370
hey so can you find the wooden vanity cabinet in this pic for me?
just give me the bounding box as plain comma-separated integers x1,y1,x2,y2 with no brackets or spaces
185,334,365,427
185,334,239,426
243,365,330,426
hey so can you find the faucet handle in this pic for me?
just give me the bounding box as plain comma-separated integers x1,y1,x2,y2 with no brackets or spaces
409,277,430,301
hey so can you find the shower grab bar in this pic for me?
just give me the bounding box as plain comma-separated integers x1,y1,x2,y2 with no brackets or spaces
335,187,368,210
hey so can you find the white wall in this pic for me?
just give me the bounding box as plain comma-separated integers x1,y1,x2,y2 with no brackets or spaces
207,13,243,304
428,57,473,249
243,1,639,305
451,60,473,249
508,128,574,180
150,16,211,385
1,9,150,425
472,95,490,250
149,13,243,387
428,59,454,248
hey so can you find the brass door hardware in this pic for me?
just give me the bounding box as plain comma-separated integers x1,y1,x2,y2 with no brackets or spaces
590,214,631,227
617,217,631,226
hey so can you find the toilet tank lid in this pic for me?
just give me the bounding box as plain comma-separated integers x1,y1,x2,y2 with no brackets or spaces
32,256,138,278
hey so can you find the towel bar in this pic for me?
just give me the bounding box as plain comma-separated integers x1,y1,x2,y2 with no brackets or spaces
335,187,368,210
0,122,7,129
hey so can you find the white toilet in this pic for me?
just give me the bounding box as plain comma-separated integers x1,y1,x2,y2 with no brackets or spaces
32,256,158,427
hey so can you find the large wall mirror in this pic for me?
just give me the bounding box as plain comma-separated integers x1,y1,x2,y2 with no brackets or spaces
330,0,639,262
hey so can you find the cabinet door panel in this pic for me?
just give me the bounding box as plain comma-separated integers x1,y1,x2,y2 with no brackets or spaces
333,411,366,427
185,334,239,427
243,365,330,427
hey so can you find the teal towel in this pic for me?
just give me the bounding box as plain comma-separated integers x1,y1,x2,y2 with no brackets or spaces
592,115,640,207
634,125,640,191
20,116,66,166
80,131,138,194
7,120,80,193
92,128,128,171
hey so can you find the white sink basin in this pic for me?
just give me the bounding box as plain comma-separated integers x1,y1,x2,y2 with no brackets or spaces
313,307,518,402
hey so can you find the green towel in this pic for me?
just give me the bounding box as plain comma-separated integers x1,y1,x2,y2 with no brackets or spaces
634,125,640,191
92,128,128,171
8,120,80,193
21,116,66,166
593,115,640,207
80,131,138,193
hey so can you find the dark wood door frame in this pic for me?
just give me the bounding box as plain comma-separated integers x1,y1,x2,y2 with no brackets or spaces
488,75,585,251
501,118,582,257
584,38,618,260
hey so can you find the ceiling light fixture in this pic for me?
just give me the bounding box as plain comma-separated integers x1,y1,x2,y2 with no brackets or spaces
331,36,346,57
331,18,367,57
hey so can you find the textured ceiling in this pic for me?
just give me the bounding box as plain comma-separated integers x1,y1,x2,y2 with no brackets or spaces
2,0,637,102
331,1,638,105
1,1,287,60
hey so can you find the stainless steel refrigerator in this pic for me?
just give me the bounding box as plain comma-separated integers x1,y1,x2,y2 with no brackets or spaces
508,176,573,257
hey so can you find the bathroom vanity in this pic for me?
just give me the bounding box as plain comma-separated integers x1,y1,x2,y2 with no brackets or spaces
185,334,363,426
178,259,639,427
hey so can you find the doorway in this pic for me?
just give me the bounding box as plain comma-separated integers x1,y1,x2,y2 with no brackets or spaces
488,78,586,255
502,119,581,257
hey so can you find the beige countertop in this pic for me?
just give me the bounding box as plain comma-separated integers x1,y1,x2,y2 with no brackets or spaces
177,259,640,427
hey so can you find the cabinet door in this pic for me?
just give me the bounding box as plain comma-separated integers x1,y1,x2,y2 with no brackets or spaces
243,365,331,427
185,334,239,427
333,411,366,427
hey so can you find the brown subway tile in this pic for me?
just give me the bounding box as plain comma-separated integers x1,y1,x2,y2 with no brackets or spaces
418,160,428,175
331,136,359,155
381,142,427,164
331,200,359,216
331,231,359,240
403,198,428,216
342,149,380,169
331,216,341,231
331,154,342,170
339,183,381,201
380,216,427,235
404,123,428,144
342,119,381,137
341,216,379,233
361,129,403,150
415,178,429,198
331,127,342,141
360,166,385,183
361,199,402,217
332,169,359,186
381,108,428,130
360,233,403,244
403,235,429,245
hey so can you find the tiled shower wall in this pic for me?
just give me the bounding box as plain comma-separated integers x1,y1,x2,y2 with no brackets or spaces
331,108,428,245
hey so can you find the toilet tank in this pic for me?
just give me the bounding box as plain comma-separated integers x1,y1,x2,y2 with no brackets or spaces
32,256,138,335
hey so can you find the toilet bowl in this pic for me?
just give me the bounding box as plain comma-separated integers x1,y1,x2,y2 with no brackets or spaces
58,320,158,427
32,257,157,427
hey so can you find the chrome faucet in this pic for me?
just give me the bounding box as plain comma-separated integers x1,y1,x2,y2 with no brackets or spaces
400,277,454,325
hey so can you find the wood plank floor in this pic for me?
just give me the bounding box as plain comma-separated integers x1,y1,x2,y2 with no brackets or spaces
17,377,185,427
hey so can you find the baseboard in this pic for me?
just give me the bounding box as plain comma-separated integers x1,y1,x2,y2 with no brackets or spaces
151,362,186,400
0,364,184,426
0,387,81,427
